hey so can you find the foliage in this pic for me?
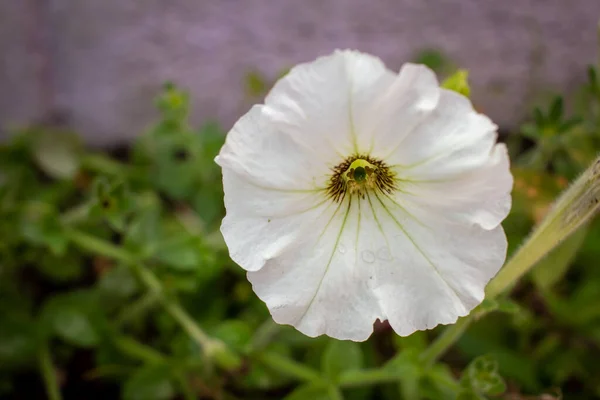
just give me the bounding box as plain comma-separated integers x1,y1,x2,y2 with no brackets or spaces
1,65,600,400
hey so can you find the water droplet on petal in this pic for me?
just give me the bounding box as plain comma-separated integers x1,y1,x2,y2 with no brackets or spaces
377,247,393,261
338,244,346,254
361,250,376,263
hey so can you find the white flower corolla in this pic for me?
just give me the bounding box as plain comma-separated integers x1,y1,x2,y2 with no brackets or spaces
215,50,512,341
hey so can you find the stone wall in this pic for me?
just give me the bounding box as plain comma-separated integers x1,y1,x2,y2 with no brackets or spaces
2,0,599,146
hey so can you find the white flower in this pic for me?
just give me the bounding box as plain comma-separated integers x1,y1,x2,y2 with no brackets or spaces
215,50,512,341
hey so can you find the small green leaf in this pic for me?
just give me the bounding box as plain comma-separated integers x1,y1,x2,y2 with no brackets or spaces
32,130,82,180
462,355,506,397
245,70,268,97
91,178,135,231
549,96,564,123
20,203,68,256
97,264,140,300
41,291,104,347
154,236,200,270
122,364,175,400
322,340,364,381
211,320,253,352
441,69,470,97
533,107,545,128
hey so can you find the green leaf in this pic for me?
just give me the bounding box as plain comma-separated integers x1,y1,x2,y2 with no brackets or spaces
322,340,364,381
20,203,68,256
549,96,564,123
41,291,104,347
533,107,545,128
284,383,329,400
97,264,140,300
462,355,506,397
211,320,253,352
245,70,269,97
122,364,175,400
154,236,200,270
531,226,588,290
31,130,82,180
91,178,135,231
393,330,428,351
441,69,471,97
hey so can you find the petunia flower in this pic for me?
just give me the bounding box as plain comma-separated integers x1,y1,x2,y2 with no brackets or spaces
215,50,513,341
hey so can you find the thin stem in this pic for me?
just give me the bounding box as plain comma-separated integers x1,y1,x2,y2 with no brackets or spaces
39,343,62,400
64,228,135,264
338,369,402,388
256,352,322,382
114,292,160,328
246,319,281,354
112,335,165,364
327,385,344,400
419,316,472,366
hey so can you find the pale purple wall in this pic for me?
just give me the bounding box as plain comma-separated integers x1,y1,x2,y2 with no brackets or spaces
2,0,599,145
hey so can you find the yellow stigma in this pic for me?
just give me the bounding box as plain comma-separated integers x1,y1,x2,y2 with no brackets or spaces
344,158,377,185
326,155,397,202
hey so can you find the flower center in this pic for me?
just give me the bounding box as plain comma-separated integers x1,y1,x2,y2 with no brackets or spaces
326,155,396,202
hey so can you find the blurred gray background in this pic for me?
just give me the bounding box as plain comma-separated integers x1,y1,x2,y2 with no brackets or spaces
1,0,599,146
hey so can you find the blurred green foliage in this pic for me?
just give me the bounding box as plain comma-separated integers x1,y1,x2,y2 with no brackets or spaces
1,63,600,400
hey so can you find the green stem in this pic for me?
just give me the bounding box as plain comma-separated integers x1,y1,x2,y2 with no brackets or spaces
113,335,165,364
64,228,135,264
327,385,344,400
114,292,160,328
39,343,62,400
81,153,129,176
256,352,322,382
419,316,472,366
246,319,281,353
338,369,402,388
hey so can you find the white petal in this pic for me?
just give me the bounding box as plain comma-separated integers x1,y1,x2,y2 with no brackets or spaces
366,63,441,157
245,189,507,340
220,169,328,272
265,49,396,156
216,105,329,191
397,144,513,229
375,88,512,229
384,90,497,175
365,192,507,335
247,195,383,341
